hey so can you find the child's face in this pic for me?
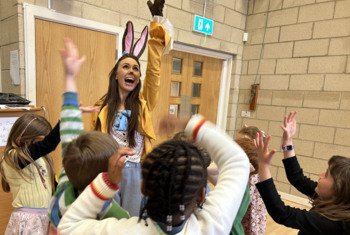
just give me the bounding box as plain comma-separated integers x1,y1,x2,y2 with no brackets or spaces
315,168,335,200
116,57,141,93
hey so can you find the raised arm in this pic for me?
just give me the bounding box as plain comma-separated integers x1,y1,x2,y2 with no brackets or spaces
141,0,173,111
18,121,60,169
256,178,340,234
281,112,317,197
254,132,336,233
59,37,85,148
58,38,85,183
184,115,250,234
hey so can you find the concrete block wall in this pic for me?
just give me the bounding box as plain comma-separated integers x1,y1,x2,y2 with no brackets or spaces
0,0,23,94
0,0,248,102
239,0,350,197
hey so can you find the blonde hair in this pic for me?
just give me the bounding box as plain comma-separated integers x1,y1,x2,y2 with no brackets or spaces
0,114,55,192
238,125,260,140
311,155,350,222
235,137,258,174
63,131,118,191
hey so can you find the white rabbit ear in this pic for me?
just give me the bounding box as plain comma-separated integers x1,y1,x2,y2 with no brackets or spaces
122,21,134,54
132,26,148,58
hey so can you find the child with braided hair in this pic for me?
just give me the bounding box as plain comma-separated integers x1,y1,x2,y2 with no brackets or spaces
58,115,250,234
172,131,250,235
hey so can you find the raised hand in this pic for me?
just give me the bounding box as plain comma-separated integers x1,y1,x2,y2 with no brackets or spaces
107,148,135,184
60,38,86,78
254,131,276,166
147,0,165,17
158,115,190,136
79,105,100,113
281,111,297,143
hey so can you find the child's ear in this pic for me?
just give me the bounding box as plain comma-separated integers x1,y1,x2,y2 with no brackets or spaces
196,187,206,205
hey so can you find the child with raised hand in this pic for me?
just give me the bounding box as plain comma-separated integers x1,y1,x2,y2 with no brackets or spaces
0,114,60,234
58,115,250,235
48,38,130,234
255,111,350,234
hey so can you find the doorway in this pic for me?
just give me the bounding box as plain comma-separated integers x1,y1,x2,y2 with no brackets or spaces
152,50,223,143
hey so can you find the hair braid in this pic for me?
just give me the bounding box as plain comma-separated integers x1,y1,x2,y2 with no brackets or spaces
140,140,207,226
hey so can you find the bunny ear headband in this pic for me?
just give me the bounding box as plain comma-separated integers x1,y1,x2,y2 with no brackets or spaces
122,21,148,59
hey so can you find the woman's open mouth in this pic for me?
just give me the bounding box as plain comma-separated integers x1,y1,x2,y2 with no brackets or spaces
125,77,135,84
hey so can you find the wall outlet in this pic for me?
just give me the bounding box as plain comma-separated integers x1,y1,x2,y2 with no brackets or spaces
241,110,251,117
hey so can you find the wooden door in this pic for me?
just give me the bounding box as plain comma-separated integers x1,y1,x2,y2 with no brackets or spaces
35,19,117,174
152,50,222,143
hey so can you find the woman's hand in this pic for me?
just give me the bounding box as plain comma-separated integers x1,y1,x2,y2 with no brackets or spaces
107,148,135,184
281,111,297,144
147,0,165,17
158,115,190,135
60,38,86,78
79,105,100,113
254,131,276,181
254,132,276,166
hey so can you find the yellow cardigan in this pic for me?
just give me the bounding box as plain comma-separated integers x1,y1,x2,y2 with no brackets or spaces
96,21,171,160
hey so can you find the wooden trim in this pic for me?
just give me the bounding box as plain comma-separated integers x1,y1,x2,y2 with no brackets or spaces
0,107,43,113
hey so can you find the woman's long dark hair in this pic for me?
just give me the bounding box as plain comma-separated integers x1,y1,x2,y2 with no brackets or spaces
95,54,141,147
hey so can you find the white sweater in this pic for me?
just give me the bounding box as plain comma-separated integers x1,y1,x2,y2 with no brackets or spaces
58,115,249,235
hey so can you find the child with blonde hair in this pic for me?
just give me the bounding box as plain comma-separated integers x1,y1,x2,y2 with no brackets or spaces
0,114,60,234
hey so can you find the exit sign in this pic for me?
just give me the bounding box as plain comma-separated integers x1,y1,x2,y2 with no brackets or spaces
193,15,214,36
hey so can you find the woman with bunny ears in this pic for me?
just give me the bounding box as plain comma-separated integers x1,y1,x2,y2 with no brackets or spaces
94,0,173,216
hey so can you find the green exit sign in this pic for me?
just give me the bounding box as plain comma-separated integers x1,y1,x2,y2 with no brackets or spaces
193,15,214,36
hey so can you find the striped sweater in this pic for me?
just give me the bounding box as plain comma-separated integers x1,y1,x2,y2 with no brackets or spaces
48,92,129,228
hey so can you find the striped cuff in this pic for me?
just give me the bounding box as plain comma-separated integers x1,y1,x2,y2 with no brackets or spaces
63,92,79,107
90,173,119,201
184,114,207,141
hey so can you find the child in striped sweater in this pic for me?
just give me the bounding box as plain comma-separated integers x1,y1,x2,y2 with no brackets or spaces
48,38,129,234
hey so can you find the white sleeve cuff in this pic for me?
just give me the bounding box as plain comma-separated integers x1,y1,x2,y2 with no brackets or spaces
152,16,174,54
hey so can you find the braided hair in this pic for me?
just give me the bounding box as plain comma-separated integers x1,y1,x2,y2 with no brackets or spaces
140,139,207,227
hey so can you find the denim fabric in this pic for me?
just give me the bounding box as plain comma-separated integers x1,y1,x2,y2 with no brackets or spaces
116,161,143,217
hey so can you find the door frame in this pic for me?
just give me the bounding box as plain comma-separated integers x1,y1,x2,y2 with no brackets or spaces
173,42,234,130
23,3,124,105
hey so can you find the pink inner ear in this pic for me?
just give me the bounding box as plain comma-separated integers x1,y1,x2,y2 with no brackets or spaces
124,22,133,53
133,26,148,58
